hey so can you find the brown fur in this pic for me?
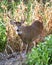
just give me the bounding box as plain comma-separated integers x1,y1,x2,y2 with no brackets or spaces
10,20,43,53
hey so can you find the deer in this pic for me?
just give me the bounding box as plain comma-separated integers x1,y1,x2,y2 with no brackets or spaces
10,20,43,53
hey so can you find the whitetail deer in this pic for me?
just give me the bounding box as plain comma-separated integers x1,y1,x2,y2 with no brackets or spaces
10,20,43,53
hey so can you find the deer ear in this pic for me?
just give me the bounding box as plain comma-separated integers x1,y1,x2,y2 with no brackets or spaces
10,20,14,25
10,20,17,25
21,19,25,24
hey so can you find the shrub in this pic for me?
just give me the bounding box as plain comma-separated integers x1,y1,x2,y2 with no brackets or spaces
26,34,52,65
0,19,7,52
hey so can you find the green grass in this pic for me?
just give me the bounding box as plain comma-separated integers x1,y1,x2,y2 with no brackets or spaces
26,34,52,65
0,19,7,52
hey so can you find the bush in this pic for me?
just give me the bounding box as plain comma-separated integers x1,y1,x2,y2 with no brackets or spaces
26,35,52,65
0,19,7,52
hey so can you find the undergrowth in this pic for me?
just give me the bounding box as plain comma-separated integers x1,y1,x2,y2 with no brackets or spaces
0,19,7,52
26,34,52,65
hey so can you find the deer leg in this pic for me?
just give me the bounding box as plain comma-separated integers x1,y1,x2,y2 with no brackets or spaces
26,44,29,53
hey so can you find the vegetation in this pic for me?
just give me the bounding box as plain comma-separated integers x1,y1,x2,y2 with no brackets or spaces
26,34,52,65
0,19,7,52
0,0,52,64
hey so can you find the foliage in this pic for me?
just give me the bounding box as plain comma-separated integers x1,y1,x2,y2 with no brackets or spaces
26,34,52,65
0,19,7,52
0,0,52,53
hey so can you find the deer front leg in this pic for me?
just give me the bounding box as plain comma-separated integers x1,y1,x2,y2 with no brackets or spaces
26,42,34,53
26,44,29,53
